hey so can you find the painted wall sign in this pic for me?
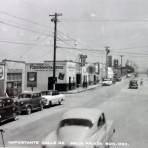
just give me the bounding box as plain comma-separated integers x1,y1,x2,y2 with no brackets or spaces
0,65,4,80
29,64,64,71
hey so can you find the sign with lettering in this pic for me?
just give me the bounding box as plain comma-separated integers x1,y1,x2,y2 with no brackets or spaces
0,65,4,80
29,64,64,71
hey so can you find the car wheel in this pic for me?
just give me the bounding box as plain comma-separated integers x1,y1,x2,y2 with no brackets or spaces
40,103,44,111
58,100,62,105
48,101,52,107
12,112,17,121
26,106,32,115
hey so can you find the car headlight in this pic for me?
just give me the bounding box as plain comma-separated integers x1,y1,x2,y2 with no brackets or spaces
0,115,1,118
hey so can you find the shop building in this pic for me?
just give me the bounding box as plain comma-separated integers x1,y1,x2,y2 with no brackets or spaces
25,60,79,91
25,60,101,92
0,59,25,97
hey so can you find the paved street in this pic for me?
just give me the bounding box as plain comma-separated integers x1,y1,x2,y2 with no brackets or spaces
0,74,148,148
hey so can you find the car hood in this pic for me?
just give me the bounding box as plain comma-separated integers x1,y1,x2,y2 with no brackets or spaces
57,126,90,144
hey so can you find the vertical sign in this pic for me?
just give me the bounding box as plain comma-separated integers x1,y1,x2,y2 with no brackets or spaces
27,72,37,87
0,65,4,80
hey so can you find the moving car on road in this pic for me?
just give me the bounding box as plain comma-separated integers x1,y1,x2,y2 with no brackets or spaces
129,80,138,89
42,108,115,148
41,90,64,107
15,91,44,115
102,78,113,86
0,97,17,124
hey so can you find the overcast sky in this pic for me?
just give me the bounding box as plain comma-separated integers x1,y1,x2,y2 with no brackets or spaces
0,0,148,71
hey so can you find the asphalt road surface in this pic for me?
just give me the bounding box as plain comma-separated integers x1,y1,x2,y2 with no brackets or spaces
0,74,148,148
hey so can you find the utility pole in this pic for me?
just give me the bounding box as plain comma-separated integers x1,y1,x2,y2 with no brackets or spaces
120,55,124,76
105,46,110,78
49,13,62,90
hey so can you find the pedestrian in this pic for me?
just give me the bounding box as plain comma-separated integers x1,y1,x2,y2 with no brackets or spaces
140,78,143,86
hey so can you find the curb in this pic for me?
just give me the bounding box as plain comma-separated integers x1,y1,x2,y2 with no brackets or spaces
61,84,101,94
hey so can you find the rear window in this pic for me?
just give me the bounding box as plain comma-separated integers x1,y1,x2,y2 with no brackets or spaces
59,118,93,128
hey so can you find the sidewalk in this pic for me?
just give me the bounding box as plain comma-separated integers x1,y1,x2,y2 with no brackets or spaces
61,83,101,94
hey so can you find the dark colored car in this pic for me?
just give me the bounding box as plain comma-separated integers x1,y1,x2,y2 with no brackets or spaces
129,80,138,89
15,91,44,115
0,97,17,124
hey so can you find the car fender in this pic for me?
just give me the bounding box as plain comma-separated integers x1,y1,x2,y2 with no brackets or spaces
42,130,58,148
105,120,115,141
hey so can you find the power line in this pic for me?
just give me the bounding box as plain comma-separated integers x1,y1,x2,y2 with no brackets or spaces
61,18,148,23
0,10,49,28
57,46,104,53
0,40,37,46
0,20,53,37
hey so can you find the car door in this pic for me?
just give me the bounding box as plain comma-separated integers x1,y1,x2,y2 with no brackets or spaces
32,93,39,108
52,91,58,104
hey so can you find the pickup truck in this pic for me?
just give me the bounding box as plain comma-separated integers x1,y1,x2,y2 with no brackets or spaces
42,108,115,148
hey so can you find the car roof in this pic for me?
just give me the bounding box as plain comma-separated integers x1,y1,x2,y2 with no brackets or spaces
0,97,11,100
21,91,41,94
62,108,102,123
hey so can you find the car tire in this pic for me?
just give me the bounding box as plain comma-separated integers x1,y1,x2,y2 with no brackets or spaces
40,103,44,111
26,106,32,115
58,100,62,105
12,112,17,121
48,101,52,107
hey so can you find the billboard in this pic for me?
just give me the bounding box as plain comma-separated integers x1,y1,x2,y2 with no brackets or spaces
27,72,37,87
0,65,4,80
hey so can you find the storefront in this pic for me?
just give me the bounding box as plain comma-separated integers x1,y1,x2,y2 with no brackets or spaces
25,60,77,91
0,59,25,97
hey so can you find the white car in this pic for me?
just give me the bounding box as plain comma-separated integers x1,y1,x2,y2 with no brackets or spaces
42,108,115,148
41,90,64,107
102,78,113,86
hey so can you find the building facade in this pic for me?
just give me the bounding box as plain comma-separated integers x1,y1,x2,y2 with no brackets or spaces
0,59,25,97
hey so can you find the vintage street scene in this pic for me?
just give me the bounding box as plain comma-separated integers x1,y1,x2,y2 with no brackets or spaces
0,0,148,148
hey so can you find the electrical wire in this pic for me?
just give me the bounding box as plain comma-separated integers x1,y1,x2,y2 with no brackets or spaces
0,10,49,28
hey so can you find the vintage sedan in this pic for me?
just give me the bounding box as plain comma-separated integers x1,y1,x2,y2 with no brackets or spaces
41,90,64,107
129,80,138,89
42,108,115,148
102,78,113,86
0,97,17,124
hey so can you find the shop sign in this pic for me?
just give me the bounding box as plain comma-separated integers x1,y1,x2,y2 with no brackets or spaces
86,65,95,74
29,64,64,71
0,65,4,80
27,72,37,87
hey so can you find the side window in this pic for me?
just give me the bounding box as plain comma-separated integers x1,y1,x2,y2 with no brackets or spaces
32,93,37,98
97,114,105,127
52,91,56,96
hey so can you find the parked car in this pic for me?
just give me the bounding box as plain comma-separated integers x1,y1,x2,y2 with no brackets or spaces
102,78,113,86
129,80,138,89
115,76,122,82
42,108,115,148
15,91,44,115
126,73,132,78
41,90,64,107
0,97,17,124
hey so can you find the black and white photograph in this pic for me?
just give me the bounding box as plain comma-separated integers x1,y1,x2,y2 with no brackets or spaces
0,0,148,148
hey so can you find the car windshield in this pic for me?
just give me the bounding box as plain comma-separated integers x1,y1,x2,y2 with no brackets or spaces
59,118,93,128
104,79,110,81
18,94,31,98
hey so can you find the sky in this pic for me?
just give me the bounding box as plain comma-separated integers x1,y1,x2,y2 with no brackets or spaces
0,0,148,71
